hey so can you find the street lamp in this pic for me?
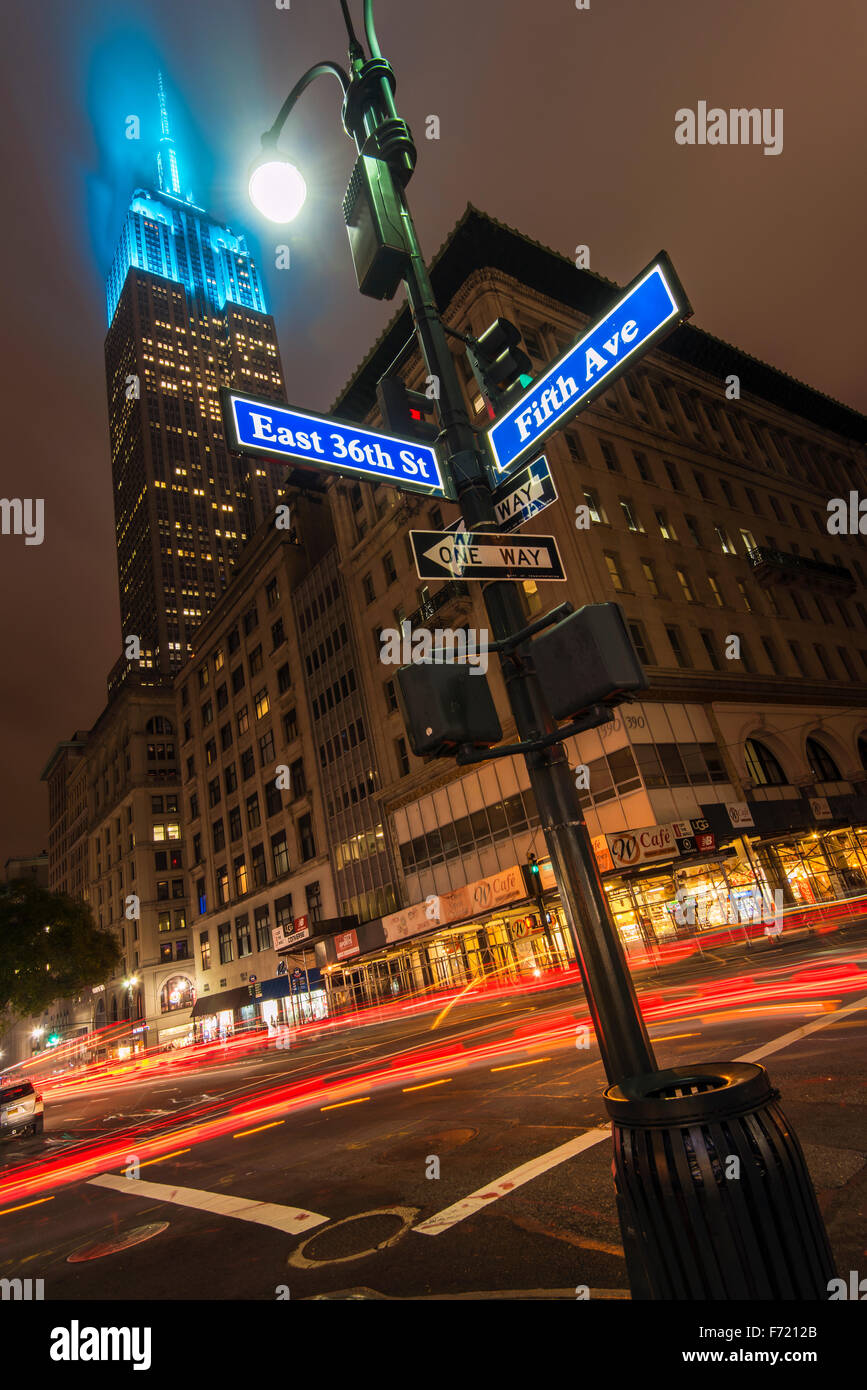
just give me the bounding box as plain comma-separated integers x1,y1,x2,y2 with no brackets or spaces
248,156,307,224
251,0,835,1300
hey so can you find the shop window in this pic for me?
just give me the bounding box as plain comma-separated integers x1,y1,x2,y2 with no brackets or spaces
469,808,492,846
236,914,252,957
160,975,194,1012
607,746,641,795
305,880,322,924
658,744,689,786
628,621,654,665
744,738,787,787
216,866,229,905
251,843,267,887
503,794,528,831
255,907,271,951
271,831,290,876
806,737,840,782
634,744,666,789
298,815,316,863
275,895,293,929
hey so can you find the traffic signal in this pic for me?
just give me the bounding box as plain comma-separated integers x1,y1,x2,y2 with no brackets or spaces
396,662,501,757
376,376,439,443
527,852,540,878
528,602,647,722
466,318,533,415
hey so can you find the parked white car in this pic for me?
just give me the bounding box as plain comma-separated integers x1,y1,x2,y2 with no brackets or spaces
0,1079,44,1137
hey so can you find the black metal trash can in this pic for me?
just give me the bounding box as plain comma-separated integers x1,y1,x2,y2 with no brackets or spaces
604,1062,836,1300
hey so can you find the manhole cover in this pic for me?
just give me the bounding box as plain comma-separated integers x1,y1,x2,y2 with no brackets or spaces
289,1207,418,1268
67,1222,169,1262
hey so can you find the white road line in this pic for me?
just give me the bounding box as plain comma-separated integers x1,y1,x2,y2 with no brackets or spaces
413,1127,611,1236
88,1173,328,1235
735,990,867,1063
414,989,867,1236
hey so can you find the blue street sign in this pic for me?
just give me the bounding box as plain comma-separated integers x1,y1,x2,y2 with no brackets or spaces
487,252,691,475
222,390,450,498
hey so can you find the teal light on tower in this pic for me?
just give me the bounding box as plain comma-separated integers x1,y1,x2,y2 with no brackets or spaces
106,75,269,325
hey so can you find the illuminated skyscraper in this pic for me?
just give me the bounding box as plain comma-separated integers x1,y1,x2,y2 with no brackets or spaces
104,75,288,682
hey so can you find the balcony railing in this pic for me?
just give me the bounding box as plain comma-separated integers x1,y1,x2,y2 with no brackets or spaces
746,547,855,594
405,580,472,629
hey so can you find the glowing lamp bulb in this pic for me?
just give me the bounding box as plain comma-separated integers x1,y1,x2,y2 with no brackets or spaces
249,158,307,223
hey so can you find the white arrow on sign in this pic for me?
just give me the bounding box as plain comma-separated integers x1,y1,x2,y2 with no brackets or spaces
423,537,557,576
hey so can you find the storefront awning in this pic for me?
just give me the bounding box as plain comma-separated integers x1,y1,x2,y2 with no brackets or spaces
190,985,250,1019
259,976,293,1000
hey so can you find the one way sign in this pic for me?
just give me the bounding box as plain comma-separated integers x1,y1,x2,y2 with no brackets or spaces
410,530,566,582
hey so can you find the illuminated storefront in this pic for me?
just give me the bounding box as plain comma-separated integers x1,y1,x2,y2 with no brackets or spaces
320,823,867,1009
321,864,576,1010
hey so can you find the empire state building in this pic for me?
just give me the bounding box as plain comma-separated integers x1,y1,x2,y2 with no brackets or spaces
104,74,289,684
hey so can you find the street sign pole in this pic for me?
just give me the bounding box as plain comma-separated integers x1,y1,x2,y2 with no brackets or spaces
251,0,836,1300
391,189,655,1085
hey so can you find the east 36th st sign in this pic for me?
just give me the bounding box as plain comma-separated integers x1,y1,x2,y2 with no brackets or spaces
222,390,451,498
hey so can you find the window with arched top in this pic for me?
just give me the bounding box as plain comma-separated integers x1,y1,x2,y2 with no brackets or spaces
744,738,787,787
146,715,174,735
806,737,840,782
160,975,195,1013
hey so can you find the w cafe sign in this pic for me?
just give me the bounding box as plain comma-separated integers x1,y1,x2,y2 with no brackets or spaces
383,864,525,945
605,819,715,870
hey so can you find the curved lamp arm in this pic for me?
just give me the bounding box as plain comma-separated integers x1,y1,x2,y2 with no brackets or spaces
261,61,351,149
363,0,382,60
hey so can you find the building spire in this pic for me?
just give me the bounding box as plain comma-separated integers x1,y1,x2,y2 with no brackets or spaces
156,71,184,198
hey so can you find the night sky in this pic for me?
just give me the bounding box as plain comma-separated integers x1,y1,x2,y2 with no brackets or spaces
1,0,865,866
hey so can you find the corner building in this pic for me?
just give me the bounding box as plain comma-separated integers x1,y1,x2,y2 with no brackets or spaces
178,516,351,1038
301,207,867,1001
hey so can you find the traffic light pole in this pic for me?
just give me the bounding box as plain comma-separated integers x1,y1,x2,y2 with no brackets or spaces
391,192,655,1084
256,0,838,1301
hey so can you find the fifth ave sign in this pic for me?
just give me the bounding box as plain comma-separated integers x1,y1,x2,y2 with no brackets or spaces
487,252,691,476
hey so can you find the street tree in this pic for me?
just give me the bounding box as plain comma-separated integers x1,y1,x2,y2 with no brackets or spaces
0,879,120,1017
